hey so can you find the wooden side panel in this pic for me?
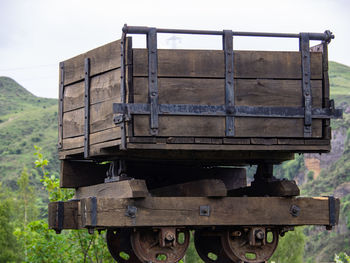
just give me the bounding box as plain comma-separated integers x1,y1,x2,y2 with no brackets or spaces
63,99,117,138
134,116,322,138
81,196,337,227
133,78,322,107
62,127,121,150
133,49,323,79
63,39,124,86
133,116,226,137
64,69,121,112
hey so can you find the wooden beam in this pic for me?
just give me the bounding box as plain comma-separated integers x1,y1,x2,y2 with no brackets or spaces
48,200,82,230
60,160,108,188
79,196,339,228
75,180,149,199
150,179,227,197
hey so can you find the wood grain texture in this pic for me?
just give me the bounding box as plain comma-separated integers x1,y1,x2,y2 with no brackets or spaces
234,118,322,138
63,98,117,138
133,49,322,79
48,200,82,230
75,180,149,199
126,143,329,152
62,127,121,150
62,37,132,86
80,196,338,227
133,116,226,137
63,69,121,112
150,179,227,197
133,78,322,107
133,116,322,138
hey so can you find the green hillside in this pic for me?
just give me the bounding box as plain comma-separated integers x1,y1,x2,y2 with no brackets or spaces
0,77,58,190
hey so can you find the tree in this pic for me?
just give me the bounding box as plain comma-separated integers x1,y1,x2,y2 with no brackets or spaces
14,146,114,262
269,227,305,263
0,183,20,262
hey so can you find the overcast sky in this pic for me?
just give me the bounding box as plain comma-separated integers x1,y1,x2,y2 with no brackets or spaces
0,0,349,98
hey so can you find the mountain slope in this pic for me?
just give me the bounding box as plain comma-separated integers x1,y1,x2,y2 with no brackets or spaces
0,77,58,190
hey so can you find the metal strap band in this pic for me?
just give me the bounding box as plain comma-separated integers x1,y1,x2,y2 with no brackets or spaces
57,201,64,231
300,33,312,137
114,103,342,119
120,31,127,150
329,196,336,226
91,197,97,227
223,30,235,136
124,25,334,42
84,58,91,158
58,62,64,149
147,28,159,136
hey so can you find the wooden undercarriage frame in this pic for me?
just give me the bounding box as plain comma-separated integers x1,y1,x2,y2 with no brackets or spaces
49,179,339,232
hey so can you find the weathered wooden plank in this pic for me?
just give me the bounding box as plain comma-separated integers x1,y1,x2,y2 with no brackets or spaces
63,38,132,86
63,98,117,138
62,127,121,150
58,147,84,160
133,116,226,137
278,139,305,145
63,69,121,112
60,160,108,188
133,116,322,138
251,138,278,145
133,78,322,108
48,200,82,230
81,196,338,227
150,179,227,197
133,49,322,79
75,180,149,199
235,118,322,138
126,143,329,152
223,138,251,145
166,137,195,144
195,137,223,144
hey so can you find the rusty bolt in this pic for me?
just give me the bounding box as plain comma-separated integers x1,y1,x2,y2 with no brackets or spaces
255,230,265,240
165,232,175,241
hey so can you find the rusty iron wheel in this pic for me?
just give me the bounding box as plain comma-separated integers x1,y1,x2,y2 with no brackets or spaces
106,229,142,263
221,228,279,263
131,228,190,263
194,229,239,263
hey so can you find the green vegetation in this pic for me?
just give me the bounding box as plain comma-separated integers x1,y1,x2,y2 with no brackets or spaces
0,60,350,262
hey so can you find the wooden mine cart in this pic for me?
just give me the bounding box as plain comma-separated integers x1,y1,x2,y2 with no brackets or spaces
50,25,342,262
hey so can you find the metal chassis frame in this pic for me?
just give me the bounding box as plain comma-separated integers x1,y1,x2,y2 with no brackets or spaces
115,25,339,149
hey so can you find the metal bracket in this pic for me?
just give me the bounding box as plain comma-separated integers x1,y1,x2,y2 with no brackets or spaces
199,205,210,216
223,30,235,136
90,197,97,227
147,28,159,136
114,103,342,119
58,62,64,149
56,201,64,234
120,29,127,150
328,196,336,226
300,33,312,137
84,58,91,158
125,205,137,218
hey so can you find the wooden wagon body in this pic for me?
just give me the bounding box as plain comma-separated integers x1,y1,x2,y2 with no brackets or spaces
58,27,341,164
